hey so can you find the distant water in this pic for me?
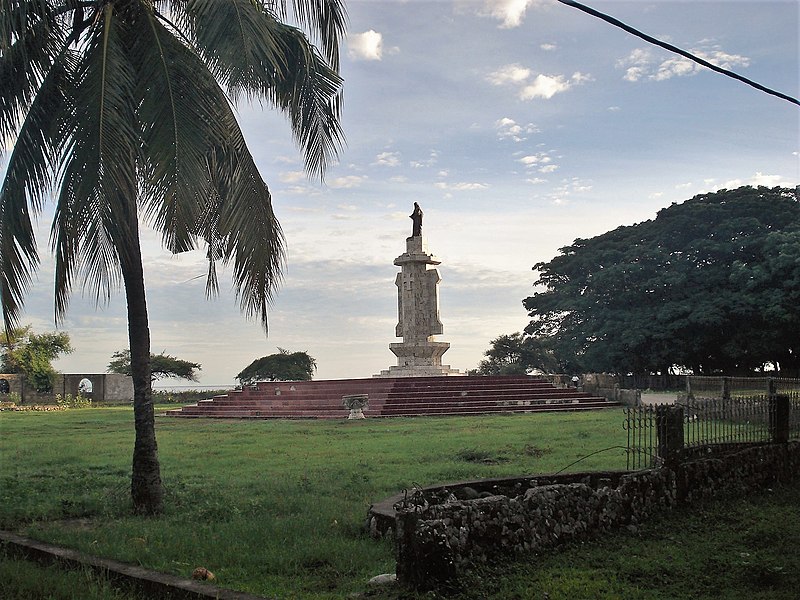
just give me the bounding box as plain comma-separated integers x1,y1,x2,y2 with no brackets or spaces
153,383,236,393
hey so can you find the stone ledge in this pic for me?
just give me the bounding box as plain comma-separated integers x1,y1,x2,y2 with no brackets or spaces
0,530,270,600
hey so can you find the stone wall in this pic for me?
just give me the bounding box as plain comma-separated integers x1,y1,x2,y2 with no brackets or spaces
391,441,800,589
582,373,641,406
0,373,133,404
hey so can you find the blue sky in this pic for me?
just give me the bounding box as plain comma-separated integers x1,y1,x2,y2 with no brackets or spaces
7,0,799,386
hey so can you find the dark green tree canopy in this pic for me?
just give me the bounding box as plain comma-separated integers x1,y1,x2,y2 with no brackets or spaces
524,186,800,376
0,325,72,392
473,332,558,376
108,349,201,382
236,348,316,384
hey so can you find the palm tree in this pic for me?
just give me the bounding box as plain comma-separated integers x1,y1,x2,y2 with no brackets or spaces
0,0,345,514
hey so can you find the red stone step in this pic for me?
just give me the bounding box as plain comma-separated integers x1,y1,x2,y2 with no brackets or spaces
163,375,618,420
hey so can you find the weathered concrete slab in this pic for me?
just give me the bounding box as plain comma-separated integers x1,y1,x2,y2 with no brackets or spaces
0,530,269,600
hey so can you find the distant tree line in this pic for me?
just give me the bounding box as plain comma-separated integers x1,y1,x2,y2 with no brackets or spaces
477,186,799,377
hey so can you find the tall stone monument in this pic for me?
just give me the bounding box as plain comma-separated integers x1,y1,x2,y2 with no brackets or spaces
376,203,461,377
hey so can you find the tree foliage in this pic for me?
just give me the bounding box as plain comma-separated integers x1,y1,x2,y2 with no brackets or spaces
524,186,800,376
473,333,559,375
236,348,316,384
108,349,201,382
0,325,72,392
1,0,344,515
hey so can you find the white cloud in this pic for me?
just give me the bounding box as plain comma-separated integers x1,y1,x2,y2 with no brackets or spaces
279,170,306,183
328,176,367,189
495,117,540,142
519,72,591,100
435,182,489,191
618,44,750,82
518,152,552,167
347,30,388,61
410,150,439,168
538,164,559,174
477,0,551,28
676,182,693,189
526,177,547,185
727,172,795,188
487,63,531,86
373,151,401,167
540,43,557,51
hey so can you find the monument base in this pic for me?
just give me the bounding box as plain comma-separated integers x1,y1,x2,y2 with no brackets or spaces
374,365,462,378
374,341,462,377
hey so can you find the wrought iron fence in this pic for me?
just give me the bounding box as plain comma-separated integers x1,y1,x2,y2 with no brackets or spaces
623,392,799,470
686,376,800,399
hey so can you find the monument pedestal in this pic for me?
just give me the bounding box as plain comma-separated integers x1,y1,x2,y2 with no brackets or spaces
375,232,461,378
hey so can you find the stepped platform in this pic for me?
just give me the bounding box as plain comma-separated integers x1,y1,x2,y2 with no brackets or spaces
163,376,619,419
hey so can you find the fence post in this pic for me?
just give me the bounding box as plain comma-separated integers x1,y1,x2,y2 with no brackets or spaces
656,405,685,465
721,377,730,401
769,394,790,444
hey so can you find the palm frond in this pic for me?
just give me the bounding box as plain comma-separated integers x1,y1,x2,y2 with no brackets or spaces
0,0,53,53
129,4,238,255
266,23,344,177
52,3,138,319
0,7,61,152
170,0,287,100
288,0,346,72
0,23,71,328
193,116,285,330
168,0,344,178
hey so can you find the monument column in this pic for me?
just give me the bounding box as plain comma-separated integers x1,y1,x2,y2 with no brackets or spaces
376,204,460,377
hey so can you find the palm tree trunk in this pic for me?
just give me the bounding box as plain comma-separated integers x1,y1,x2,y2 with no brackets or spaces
120,212,164,515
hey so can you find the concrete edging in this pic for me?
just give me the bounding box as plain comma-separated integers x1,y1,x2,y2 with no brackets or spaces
0,530,269,600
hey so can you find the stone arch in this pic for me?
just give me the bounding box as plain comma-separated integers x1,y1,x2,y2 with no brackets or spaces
78,377,93,395
0,378,9,394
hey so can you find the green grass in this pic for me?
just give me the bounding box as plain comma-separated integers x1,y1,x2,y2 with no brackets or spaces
0,550,146,600
1,406,795,599
0,406,627,598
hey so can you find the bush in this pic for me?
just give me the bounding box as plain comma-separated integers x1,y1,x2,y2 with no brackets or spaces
55,393,92,409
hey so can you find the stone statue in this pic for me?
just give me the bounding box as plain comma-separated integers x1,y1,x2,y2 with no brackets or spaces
410,202,423,237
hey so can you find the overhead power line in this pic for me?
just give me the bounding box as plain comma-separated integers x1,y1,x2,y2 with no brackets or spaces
557,0,800,107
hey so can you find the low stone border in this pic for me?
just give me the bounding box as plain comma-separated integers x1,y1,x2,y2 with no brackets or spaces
373,441,800,589
0,530,269,600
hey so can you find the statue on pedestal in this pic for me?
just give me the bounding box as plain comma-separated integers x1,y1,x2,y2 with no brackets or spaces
374,202,461,377
410,202,423,237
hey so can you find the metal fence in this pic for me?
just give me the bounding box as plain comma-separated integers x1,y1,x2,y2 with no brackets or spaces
623,392,799,470
686,376,800,399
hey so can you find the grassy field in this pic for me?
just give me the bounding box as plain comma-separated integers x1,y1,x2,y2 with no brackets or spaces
0,406,628,598
1,406,796,599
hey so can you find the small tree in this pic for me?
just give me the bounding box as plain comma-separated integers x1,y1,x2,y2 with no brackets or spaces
474,333,558,376
236,349,316,385
108,350,201,382
0,326,73,392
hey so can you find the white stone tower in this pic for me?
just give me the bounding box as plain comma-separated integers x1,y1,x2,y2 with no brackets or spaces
376,204,460,377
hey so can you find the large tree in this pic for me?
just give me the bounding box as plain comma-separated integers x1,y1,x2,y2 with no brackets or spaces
524,186,799,376
0,325,72,392
0,0,344,514
236,348,316,384
473,332,559,376
108,349,201,382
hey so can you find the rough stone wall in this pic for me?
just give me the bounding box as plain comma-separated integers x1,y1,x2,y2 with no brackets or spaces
395,441,799,588
676,442,800,503
396,469,675,588
0,373,133,404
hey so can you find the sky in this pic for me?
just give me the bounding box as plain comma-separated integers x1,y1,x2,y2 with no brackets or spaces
4,0,799,387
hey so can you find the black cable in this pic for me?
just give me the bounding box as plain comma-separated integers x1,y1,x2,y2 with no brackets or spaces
556,0,800,106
